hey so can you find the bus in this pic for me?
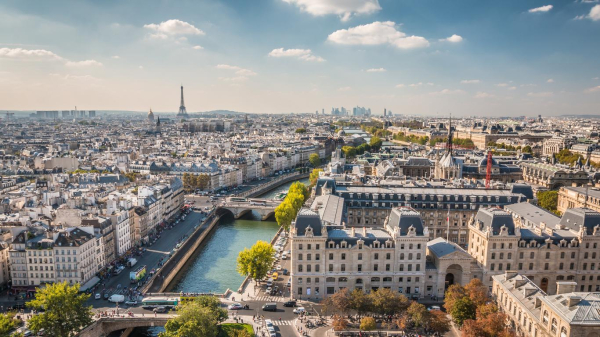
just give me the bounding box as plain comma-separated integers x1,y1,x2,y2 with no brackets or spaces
227,197,247,203
141,296,180,307
249,199,266,206
130,265,147,283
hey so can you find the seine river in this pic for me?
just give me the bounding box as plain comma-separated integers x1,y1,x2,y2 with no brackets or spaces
127,178,309,337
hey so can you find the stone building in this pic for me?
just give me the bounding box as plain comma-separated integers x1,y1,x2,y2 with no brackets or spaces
493,271,600,337
314,178,528,246
520,162,590,190
290,207,480,300
468,207,600,294
558,186,600,214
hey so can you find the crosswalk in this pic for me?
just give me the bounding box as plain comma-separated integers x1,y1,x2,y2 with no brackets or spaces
252,295,288,303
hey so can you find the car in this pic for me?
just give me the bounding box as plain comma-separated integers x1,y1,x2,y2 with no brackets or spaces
286,279,291,287
103,293,109,300
428,305,441,311
228,303,244,310
276,265,282,271
266,286,272,293
293,307,306,314
142,305,154,310
262,303,277,312
154,306,167,313
125,300,138,306
265,319,273,327
267,326,276,337
95,293,101,300
283,301,296,307
282,269,288,275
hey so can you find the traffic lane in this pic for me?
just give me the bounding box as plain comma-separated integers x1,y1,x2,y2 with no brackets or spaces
90,211,204,306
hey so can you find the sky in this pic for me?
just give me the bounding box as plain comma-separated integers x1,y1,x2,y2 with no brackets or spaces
1,0,600,117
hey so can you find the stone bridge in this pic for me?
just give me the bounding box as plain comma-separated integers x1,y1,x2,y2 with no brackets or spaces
216,198,282,220
78,316,170,337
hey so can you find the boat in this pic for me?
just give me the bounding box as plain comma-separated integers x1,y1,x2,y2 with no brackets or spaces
274,191,287,200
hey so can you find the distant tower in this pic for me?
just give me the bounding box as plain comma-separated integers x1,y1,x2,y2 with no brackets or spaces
156,116,161,133
245,114,249,124
148,108,155,122
384,108,387,117
177,85,189,118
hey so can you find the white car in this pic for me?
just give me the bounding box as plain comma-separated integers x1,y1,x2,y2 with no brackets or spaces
293,307,306,314
125,300,138,306
276,265,282,271
95,293,101,300
265,319,273,327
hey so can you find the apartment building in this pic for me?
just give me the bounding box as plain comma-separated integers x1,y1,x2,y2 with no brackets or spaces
468,207,600,294
53,227,96,286
557,186,600,214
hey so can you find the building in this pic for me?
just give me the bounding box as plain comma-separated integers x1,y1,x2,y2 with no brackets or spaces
493,271,600,337
558,186,600,214
53,227,96,286
521,162,590,190
468,207,600,294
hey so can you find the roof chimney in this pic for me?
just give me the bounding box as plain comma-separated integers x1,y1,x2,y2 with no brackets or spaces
362,227,367,236
504,270,518,280
567,296,582,307
556,281,577,295
351,227,355,236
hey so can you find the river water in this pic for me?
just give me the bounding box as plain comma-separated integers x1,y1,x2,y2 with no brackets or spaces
128,178,309,337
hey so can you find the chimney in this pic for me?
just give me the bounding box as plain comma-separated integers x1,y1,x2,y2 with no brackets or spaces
362,227,367,236
351,227,355,236
567,296,582,307
504,270,518,280
556,281,577,295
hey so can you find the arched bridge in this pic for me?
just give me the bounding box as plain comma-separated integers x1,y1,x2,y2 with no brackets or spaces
216,198,282,220
78,316,170,337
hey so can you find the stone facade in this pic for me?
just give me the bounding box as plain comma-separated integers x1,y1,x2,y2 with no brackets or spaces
558,186,600,214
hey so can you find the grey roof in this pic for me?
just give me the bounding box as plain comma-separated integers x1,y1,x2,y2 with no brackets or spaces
326,228,391,247
504,202,560,227
542,292,600,325
427,237,461,258
475,208,516,235
559,208,600,235
510,184,534,200
385,207,424,236
311,194,345,226
294,209,323,236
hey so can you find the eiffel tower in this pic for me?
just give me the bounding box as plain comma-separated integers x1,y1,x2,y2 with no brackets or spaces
177,85,189,117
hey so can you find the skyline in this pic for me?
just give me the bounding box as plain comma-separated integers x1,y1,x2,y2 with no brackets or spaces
1,0,600,116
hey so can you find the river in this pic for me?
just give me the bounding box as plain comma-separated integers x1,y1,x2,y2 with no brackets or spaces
127,177,309,337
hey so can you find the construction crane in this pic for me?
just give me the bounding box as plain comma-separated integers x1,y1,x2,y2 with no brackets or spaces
485,150,492,189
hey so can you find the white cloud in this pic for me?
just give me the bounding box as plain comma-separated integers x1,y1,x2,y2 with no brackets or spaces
396,84,405,88
439,34,463,43
527,91,553,97
474,92,495,98
460,79,480,84
584,86,600,93
593,77,599,80
338,86,352,91
366,68,386,72
547,78,554,83
216,64,257,79
508,86,517,90
327,21,429,49
111,55,120,59
589,4,600,20
193,45,204,50
282,0,381,21
144,19,204,38
0,47,63,61
430,89,466,95
268,48,325,62
408,82,434,87
574,15,586,20
50,73,100,81
497,83,508,87
65,59,103,67
528,5,553,13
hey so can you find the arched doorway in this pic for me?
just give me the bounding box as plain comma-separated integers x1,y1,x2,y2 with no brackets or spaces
445,264,464,289
541,278,549,293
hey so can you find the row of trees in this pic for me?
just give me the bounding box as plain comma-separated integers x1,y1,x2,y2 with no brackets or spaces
309,168,323,187
341,137,383,158
160,295,236,337
308,153,321,167
445,279,514,337
392,132,429,145
537,190,560,216
182,173,211,192
322,288,450,334
274,182,310,230
430,137,475,148
486,141,533,154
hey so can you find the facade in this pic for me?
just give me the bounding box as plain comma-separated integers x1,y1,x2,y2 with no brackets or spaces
521,162,590,190
558,186,600,214
468,207,600,294
53,227,96,285
493,271,600,337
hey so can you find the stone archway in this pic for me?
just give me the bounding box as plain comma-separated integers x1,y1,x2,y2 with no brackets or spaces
445,264,463,289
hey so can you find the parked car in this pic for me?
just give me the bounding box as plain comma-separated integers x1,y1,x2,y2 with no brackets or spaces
228,303,244,310
125,300,138,306
262,303,277,312
95,293,101,300
154,306,167,313
283,301,296,307
293,307,306,314
282,269,288,275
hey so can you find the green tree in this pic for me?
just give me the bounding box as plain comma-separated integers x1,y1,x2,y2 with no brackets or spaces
289,182,310,201
522,145,533,154
369,136,383,151
450,296,476,327
369,288,408,315
309,168,323,187
309,153,321,167
0,312,20,337
192,295,228,323
26,282,93,337
359,317,377,331
295,128,307,134
274,200,296,230
236,241,276,283
349,289,371,316
537,190,559,213
160,297,226,337
406,302,429,327
322,288,352,315
341,146,357,158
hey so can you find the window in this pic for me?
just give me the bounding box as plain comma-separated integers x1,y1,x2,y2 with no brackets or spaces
358,265,362,272
308,244,312,250
491,264,495,271
298,254,303,260
329,264,333,272
386,264,390,271
386,253,391,260
399,264,404,271
530,252,535,259
374,253,379,260
544,263,549,270
374,264,378,271
299,244,303,250
529,263,533,270
358,253,362,260
546,252,550,259
341,253,346,260
341,264,345,272
307,254,311,261
298,265,303,272
329,253,333,260
518,263,523,270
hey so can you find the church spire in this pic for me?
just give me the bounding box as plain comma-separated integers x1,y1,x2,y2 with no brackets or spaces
446,113,453,155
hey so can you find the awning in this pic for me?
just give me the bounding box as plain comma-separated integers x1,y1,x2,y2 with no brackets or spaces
79,276,101,292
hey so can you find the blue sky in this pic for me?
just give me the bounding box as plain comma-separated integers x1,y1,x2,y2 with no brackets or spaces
1,0,599,116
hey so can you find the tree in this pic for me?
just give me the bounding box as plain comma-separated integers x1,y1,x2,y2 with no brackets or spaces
449,296,476,327
192,295,228,323
522,145,533,154
288,182,310,201
369,288,408,315
537,190,558,213
274,200,296,230
427,310,451,334
322,288,352,314
160,297,225,337
349,289,372,316
0,312,20,337
227,329,252,337
369,136,383,151
236,241,275,283
341,146,357,158
406,302,429,327
443,283,467,313
295,128,307,134
26,282,93,337
359,317,377,331
309,168,323,187
331,315,348,331
309,153,321,167
464,278,488,307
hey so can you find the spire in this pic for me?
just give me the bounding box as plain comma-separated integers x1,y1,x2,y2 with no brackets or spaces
446,113,453,155
177,85,188,117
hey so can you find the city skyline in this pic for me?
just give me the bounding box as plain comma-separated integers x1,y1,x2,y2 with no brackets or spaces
1,0,600,116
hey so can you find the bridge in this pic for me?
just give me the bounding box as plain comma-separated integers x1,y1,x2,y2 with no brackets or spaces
216,198,282,220
78,316,170,337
